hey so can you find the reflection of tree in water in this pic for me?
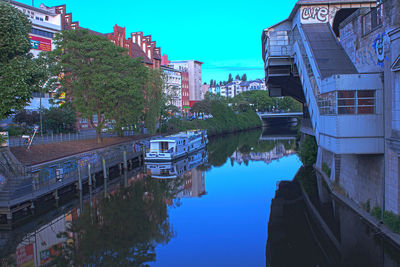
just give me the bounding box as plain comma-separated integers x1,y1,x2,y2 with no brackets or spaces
55,175,183,266
207,130,261,166
207,129,296,166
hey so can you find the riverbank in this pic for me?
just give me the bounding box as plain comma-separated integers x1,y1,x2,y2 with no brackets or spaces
162,109,262,137
10,134,151,166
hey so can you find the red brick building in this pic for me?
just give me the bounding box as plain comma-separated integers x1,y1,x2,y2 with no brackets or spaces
54,5,161,69
181,71,190,114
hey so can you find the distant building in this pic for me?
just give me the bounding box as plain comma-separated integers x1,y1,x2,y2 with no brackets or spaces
207,79,267,98
181,71,190,114
161,66,182,110
169,60,203,102
201,84,209,99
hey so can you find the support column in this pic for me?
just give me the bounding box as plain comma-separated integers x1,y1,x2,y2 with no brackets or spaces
103,158,108,197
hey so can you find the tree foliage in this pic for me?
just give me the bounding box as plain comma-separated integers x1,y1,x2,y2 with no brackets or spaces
43,105,76,134
241,74,247,81
298,135,317,166
53,29,148,142
0,3,45,119
143,68,163,134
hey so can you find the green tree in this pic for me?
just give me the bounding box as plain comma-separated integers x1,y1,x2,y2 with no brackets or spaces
241,74,247,81
53,29,142,142
143,68,163,134
43,105,76,133
0,3,45,119
110,56,146,136
227,73,233,83
298,135,317,166
235,74,240,80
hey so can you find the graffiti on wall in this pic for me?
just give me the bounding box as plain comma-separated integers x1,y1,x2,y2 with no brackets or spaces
301,6,329,23
372,32,390,67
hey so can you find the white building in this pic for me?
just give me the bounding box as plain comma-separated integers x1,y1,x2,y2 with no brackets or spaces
170,60,203,101
161,66,182,110
11,1,62,111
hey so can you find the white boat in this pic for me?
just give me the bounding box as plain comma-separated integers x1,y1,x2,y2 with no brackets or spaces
146,149,208,179
145,130,208,161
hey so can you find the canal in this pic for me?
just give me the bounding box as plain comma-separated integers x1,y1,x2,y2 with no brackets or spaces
1,125,400,266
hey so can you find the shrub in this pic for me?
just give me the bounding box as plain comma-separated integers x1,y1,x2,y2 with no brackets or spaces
322,162,331,177
298,135,317,166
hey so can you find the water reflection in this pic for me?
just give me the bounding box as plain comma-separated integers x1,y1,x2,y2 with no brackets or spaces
267,167,400,267
0,125,307,266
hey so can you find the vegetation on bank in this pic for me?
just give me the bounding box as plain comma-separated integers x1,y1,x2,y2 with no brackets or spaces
297,135,318,166
162,94,262,136
370,207,400,234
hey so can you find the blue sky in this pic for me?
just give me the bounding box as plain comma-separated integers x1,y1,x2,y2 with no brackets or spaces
22,0,297,83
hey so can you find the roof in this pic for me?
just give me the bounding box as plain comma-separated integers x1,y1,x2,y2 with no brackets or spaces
131,43,153,64
11,0,56,15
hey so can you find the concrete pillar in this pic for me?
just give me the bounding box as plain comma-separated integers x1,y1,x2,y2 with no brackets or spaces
54,189,59,207
78,166,82,191
102,158,108,197
316,146,323,169
123,150,128,171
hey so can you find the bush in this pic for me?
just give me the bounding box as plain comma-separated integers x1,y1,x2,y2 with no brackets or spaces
371,206,400,233
7,125,28,136
161,100,261,136
298,135,317,166
322,162,331,177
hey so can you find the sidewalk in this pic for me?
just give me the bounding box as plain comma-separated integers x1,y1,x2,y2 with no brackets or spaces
10,135,150,166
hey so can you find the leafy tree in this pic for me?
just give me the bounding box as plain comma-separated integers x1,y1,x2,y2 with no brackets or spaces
53,29,142,142
0,3,45,119
241,74,247,81
13,110,40,126
191,99,211,114
298,135,317,166
143,68,163,134
227,73,233,83
235,74,240,80
43,105,76,133
110,56,146,136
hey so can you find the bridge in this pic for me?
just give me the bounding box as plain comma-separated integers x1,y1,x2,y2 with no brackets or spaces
258,112,303,119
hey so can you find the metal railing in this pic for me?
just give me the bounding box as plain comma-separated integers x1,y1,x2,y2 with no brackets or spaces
8,130,137,147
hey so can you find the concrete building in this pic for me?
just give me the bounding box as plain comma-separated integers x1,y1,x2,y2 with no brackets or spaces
170,60,203,102
262,0,400,214
10,1,62,112
161,65,182,110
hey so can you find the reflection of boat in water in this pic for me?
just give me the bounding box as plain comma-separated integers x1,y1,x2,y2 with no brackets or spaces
146,149,208,179
145,130,208,161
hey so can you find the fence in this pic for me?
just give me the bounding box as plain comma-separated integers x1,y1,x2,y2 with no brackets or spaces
0,140,149,207
8,130,137,147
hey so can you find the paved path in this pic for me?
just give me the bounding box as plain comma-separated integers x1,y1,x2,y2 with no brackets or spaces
10,135,150,166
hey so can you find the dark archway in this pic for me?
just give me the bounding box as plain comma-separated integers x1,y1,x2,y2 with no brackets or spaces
332,8,358,37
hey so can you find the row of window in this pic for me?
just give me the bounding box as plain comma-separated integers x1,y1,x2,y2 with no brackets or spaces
318,90,376,115
32,28,54,38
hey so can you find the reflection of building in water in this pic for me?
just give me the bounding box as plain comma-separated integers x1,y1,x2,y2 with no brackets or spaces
178,168,206,198
230,144,295,165
7,209,77,266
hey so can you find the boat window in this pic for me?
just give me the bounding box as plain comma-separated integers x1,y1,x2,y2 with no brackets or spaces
161,142,169,152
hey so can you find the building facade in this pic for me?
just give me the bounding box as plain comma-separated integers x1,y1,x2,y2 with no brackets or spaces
161,66,182,110
262,0,400,215
170,60,203,102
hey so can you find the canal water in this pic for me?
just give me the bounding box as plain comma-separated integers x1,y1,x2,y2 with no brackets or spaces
1,125,400,266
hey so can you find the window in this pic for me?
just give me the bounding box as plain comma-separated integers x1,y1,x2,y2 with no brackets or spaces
45,16,49,21
338,91,355,114
31,28,53,38
362,7,382,35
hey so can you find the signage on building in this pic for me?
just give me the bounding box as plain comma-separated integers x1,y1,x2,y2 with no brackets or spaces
29,35,52,51
16,244,34,267
40,243,62,265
